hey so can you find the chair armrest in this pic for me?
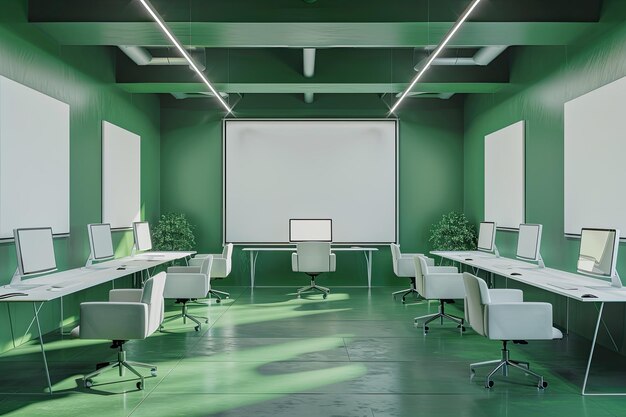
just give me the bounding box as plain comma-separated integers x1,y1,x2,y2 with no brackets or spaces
164,273,209,299
489,289,523,303
168,266,201,273
395,257,416,277
211,257,230,278
429,266,458,273
486,302,558,340
424,273,465,299
292,253,298,271
79,302,148,340
189,258,204,267
330,253,336,272
109,289,143,303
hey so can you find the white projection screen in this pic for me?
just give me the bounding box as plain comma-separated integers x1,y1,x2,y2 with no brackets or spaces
0,76,70,239
564,76,626,238
484,121,525,230
224,119,397,244
102,121,141,230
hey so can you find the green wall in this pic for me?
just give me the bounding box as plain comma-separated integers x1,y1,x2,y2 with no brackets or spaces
463,2,626,346
0,1,161,353
161,94,465,286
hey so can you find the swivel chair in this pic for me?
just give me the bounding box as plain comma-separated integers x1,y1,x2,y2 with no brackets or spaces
413,255,466,334
292,242,336,299
163,255,213,331
463,272,563,389
190,243,233,303
73,272,166,390
390,243,434,303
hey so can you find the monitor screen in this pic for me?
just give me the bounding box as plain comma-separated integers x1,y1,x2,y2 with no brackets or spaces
14,227,57,276
477,222,496,252
133,221,152,251
88,223,114,260
577,228,619,277
289,219,332,242
517,224,543,261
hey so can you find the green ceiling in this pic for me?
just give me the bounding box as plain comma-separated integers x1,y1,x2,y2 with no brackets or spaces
28,0,605,103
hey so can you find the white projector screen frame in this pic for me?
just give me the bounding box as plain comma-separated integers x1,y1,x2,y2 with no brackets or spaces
223,119,398,244
484,120,525,230
102,121,141,230
564,76,626,239
0,76,70,239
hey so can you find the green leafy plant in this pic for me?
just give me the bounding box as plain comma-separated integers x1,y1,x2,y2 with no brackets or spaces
429,212,477,251
152,213,196,251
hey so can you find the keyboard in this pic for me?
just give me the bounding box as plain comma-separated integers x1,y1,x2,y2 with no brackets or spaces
5,284,43,290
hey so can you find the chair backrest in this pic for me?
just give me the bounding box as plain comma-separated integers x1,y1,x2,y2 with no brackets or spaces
413,255,430,294
390,243,401,276
462,272,491,337
295,242,332,273
141,272,167,335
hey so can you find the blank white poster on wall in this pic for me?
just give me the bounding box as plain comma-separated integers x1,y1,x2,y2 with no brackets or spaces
102,121,140,230
484,121,525,230
564,76,626,238
224,119,397,244
0,76,70,239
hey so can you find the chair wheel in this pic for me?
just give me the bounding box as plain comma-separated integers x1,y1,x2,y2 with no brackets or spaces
151,368,157,377
194,326,200,332
486,380,494,389
460,326,466,332
539,381,548,389
136,381,144,390
322,293,328,299
401,299,406,304
216,299,221,304
424,326,429,331
297,294,301,299
84,379,93,388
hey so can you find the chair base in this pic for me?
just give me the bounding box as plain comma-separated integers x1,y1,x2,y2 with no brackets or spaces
297,277,330,299
161,300,208,332
191,289,231,305
392,287,420,304
414,300,465,334
470,341,547,389
83,342,156,390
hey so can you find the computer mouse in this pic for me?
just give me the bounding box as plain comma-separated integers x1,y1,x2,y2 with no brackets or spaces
581,294,598,298
117,267,126,270
465,258,473,261
510,272,522,276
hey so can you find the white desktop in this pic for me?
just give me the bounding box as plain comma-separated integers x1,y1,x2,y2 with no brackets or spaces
516,223,545,268
477,221,498,257
86,223,115,267
289,218,332,242
9,227,57,289
577,228,621,288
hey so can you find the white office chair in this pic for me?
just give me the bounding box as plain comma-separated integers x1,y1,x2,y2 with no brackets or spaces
163,255,213,331
73,272,166,390
190,243,233,303
390,243,434,303
463,272,563,389
292,242,336,299
413,255,466,334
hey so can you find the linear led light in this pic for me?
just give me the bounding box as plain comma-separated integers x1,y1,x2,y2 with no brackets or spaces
139,0,232,114
389,0,482,115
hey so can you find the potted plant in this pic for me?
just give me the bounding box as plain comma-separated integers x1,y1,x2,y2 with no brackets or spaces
429,212,477,251
152,213,196,251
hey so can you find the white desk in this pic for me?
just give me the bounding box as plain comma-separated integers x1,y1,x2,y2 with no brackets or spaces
432,250,626,396
0,251,194,394
242,246,378,288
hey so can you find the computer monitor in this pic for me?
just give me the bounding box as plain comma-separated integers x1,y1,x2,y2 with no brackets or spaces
11,227,57,285
132,221,152,253
477,221,498,256
577,228,621,288
86,223,115,266
516,224,544,267
289,219,332,242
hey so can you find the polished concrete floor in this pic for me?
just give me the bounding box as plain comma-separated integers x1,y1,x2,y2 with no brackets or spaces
0,286,625,416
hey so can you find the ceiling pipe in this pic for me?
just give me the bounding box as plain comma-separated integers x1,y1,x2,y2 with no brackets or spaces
414,45,508,70
119,45,206,71
303,48,316,103
394,92,455,100
170,92,229,100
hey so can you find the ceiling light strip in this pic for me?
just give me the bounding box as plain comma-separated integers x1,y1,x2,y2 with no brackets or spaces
139,0,232,113
389,0,482,114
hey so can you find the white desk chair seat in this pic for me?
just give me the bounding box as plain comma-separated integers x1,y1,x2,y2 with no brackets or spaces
413,255,466,334
463,272,563,389
390,243,435,303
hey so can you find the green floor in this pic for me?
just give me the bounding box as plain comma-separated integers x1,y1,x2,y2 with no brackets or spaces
0,286,625,416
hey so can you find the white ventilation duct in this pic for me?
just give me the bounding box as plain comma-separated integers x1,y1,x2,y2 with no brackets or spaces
414,45,508,70
303,48,316,103
170,92,229,100
394,92,455,100
119,46,206,71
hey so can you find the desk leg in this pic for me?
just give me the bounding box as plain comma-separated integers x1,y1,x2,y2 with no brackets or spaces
33,302,52,394
250,251,259,288
364,251,373,288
